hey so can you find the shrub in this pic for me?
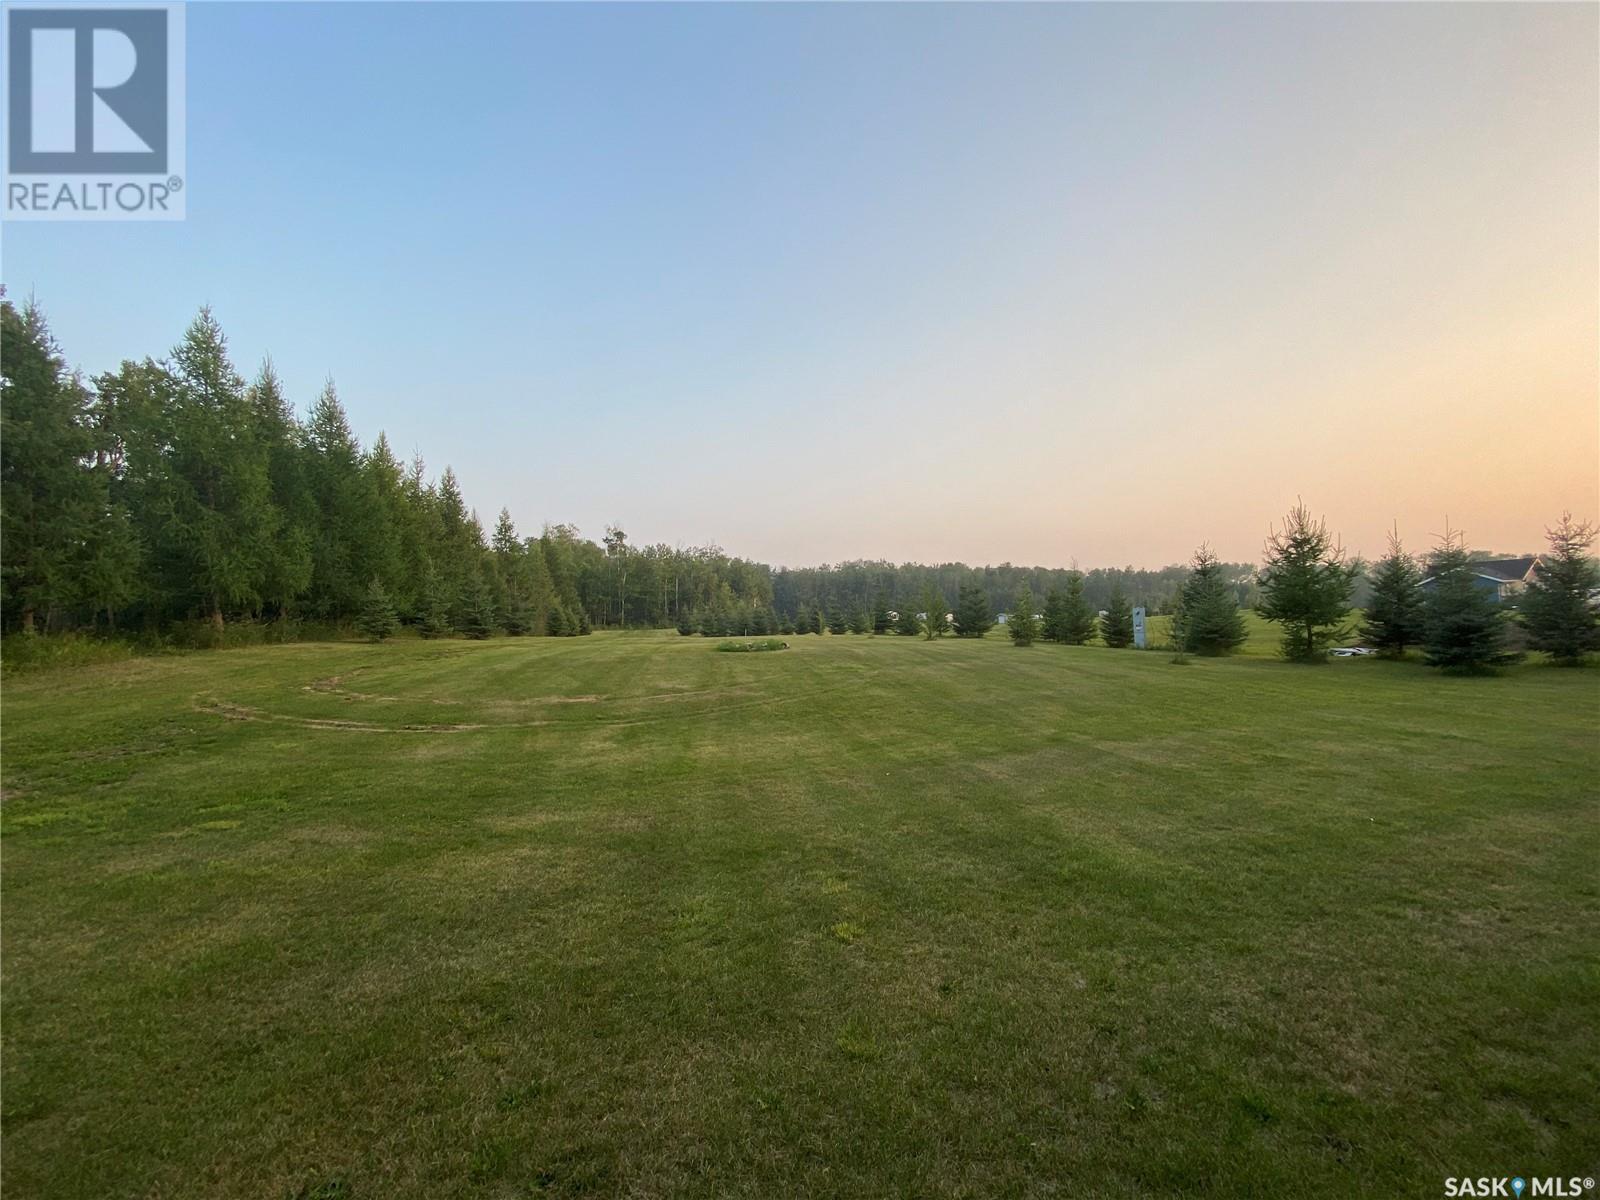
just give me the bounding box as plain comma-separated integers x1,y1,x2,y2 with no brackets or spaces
0,633,135,675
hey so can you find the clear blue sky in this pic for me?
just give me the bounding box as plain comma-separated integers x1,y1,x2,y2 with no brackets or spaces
5,2,1596,567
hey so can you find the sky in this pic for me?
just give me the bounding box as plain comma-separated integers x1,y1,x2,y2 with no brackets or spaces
3,2,1596,569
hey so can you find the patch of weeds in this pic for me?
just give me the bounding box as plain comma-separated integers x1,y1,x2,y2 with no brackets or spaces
0,633,136,675
469,1139,510,1182
714,639,789,653
1236,1092,1275,1125
497,1082,542,1111
530,1144,612,1192
835,1028,879,1060
293,1177,351,1200
6,810,71,830
831,921,864,944
195,819,243,831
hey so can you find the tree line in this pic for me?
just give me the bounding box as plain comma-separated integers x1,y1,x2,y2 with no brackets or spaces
0,298,1259,641
3,298,1595,670
1,300,775,640
993,503,1597,673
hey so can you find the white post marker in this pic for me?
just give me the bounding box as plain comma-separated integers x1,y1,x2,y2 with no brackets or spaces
1132,606,1146,649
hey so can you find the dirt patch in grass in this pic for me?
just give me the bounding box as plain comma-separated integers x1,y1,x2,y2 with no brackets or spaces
194,698,490,734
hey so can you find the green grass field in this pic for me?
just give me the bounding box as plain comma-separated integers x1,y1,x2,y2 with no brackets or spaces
3,631,1597,1198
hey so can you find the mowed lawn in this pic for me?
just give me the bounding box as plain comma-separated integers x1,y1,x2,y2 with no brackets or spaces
2,632,1597,1199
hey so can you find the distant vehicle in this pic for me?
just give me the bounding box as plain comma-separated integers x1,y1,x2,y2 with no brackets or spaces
1328,646,1376,657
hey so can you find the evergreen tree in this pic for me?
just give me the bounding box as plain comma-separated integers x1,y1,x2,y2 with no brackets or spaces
1008,587,1039,647
1,300,132,633
1101,586,1134,648
503,598,535,636
1174,545,1247,656
778,616,795,635
417,559,453,639
809,608,823,635
77,504,144,631
456,570,495,639
356,577,398,641
1257,502,1357,662
1521,513,1599,664
826,606,847,635
547,604,570,637
895,605,921,636
871,592,892,634
1041,586,1069,643
792,606,811,635
952,582,992,638
1422,532,1517,673
676,611,696,635
158,308,281,628
303,378,381,619
246,360,314,619
1361,526,1425,657
576,608,592,635
1061,573,1097,644
847,608,868,634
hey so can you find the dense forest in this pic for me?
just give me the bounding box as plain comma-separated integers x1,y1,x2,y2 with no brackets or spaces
0,298,1281,639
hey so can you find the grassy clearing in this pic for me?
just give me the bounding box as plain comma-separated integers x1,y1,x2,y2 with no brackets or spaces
2,631,1597,1198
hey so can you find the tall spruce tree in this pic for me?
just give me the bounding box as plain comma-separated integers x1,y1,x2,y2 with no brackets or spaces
896,604,921,636
826,605,847,635
244,362,313,619
1041,587,1069,643
361,432,409,612
871,592,892,635
1422,532,1516,673
1101,586,1134,648
1257,502,1357,662
1174,545,1247,656
1061,573,1098,645
1008,588,1039,647
1521,513,1600,664
1,300,125,633
952,582,992,638
1361,527,1425,657
302,379,377,618
165,308,282,628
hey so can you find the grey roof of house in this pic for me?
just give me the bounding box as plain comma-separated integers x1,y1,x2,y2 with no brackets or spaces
1472,557,1539,582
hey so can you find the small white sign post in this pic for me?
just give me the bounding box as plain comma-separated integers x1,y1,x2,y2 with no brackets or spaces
1132,606,1146,649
